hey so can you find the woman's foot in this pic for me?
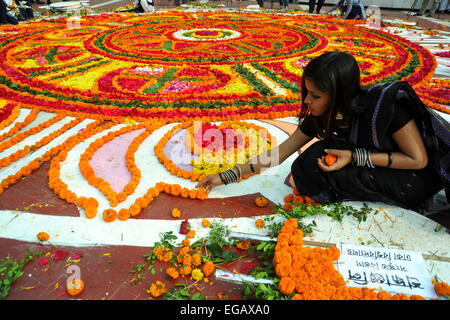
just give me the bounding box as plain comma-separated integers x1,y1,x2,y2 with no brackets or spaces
288,174,296,188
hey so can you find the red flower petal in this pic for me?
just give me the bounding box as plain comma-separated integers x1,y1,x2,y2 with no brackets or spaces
180,219,190,234
240,261,256,275
71,253,83,260
53,250,68,261
39,258,50,267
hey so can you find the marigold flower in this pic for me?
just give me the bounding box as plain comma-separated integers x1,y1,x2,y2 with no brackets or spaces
103,209,117,222
76,196,87,208
275,263,291,278
279,276,295,295
36,232,49,242
191,268,204,281
179,264,192,276
255,219,265,229
292,196,304,204
180,188,190,198
156,182,166,192
283,193,294,203
434,282,450,296
348,287,363,300
67,279,84,296
170,184,181,196
182,253,192,266
172,208,181,218
255,196,268,207
377,291,393,300
277,233,290,243
118,208,130,221
179,246,190,256
117,192,127,202
391,293,411,300
84,206,97,219
275,241,289,253
149,187,159,197
325,247,340,261
283,202,293,212
324,153,338,166
182,239,190,247
186,229,195,239
288,235,303,246
148,280,166,298
202,218,211,228
129,204,141,216
235,240,250,250
191,254,202,266
86,197,98,209
166,267,179,279
188,189,198,199
135,197,149,209
202,261,215,277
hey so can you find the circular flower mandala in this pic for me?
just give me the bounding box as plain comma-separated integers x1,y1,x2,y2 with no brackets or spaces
172,28,242,41
0,10,446,122
155,120,275,179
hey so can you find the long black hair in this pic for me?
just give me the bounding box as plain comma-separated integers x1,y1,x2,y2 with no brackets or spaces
299,51,365,140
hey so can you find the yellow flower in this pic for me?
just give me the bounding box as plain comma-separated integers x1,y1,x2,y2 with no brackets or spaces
172,208,181,218
191,268,204,281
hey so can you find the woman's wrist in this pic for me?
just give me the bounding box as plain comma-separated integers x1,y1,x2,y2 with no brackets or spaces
350,148,375,168
387,152,392,168
219,165,244,185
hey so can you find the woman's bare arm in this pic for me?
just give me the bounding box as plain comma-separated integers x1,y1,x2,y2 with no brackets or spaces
318,119,429,171
373,119,428,169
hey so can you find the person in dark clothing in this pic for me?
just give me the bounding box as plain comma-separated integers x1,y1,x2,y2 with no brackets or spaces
0,0,18,25
135,0,154,12
309,0,326,13
327,0,366,19
197,51,449,214
15,0,33,20
279,0,289,9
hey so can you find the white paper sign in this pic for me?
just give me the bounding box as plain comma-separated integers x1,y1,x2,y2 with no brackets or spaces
337,244,438,299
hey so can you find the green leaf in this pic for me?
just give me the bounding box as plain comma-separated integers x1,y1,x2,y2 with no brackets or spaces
191,293,205,300
207,243,222,257
253,272,268,280
180,288,190,297
256,242,266,251
243,285,251,296
221,251,238,261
